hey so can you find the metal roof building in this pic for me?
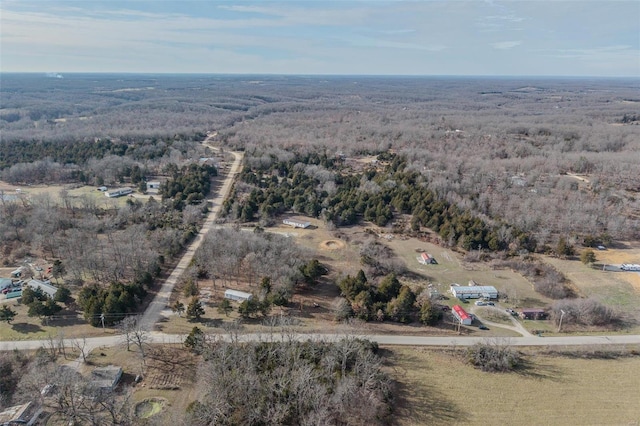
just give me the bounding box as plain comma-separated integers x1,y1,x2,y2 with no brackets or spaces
450,285,498,300
452,305,472,325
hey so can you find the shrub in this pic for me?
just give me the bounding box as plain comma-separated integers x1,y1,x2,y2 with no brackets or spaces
466,341,522,372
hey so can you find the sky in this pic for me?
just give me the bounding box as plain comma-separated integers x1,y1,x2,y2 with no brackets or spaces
1,1,638,77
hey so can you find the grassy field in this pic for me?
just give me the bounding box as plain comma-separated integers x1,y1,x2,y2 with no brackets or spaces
386,235,553,309
0,298,113,340
389,346,640,426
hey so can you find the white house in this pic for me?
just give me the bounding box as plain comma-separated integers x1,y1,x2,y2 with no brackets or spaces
450,285,498,300
26,279,58,299
283,219,311,229
105,187,133,198
146,181,161,190
224,289,253,302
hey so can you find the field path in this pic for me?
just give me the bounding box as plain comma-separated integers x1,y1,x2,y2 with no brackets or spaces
139,146,243,330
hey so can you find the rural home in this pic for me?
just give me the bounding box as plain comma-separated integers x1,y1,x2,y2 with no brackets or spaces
417,252,437,265
283,219,311,229
105,187,133,198
452,305,472,325
450,285,498,300
26,279,58,299
519,309,548,320
0,278,12,291
146,181,161,190
0,402,36,426
224,289,253,302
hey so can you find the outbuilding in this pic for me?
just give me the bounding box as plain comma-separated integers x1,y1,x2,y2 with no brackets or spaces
224,289,253,302
450,285,498,300
417,252,437,265
105,187,133,198
26,279,58,299
283,219,311,229
519,309,547,320
452,305,472,325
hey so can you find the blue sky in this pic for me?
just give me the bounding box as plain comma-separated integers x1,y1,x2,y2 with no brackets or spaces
1,1,638,76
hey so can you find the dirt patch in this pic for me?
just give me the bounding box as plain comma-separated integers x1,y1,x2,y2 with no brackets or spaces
319,239,346,250
135,397,167,419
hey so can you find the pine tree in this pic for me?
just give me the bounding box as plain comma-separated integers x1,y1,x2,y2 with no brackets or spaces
186,297,205,321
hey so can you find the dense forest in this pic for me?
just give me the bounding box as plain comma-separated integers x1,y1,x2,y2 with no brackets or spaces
2,74,639,245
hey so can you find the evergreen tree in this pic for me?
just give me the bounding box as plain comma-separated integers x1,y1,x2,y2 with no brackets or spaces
186,297,205,321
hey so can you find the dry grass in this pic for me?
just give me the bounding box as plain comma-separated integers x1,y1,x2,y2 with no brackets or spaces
388,346,640,426
0,299,113,340
386,236,552,308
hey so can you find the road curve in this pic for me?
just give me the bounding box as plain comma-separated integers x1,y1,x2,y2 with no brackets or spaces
139,150,243,330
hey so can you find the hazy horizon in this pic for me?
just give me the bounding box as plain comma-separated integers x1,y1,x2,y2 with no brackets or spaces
1,1,638,77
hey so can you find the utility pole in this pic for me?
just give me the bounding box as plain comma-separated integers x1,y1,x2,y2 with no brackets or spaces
557,309,566,333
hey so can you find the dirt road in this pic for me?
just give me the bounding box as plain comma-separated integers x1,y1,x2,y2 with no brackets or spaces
139,149,243,330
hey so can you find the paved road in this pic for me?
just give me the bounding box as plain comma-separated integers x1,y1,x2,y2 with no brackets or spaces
139,149,243,330
2,331,640,352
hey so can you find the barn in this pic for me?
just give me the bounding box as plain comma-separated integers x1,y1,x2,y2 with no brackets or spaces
224,289,253,302
450,285,498,300
452,305,472,325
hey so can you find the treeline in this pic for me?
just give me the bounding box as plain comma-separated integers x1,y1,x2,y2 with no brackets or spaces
0,135,208,171
160,163,217,210
185,336,392,425
336,270,442,325
226,151,532,252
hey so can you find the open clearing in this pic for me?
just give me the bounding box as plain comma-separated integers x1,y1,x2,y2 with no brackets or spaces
389,346,640,426
385,235,553,309
541,242,640,325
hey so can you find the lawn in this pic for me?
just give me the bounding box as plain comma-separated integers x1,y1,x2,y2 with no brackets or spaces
388,346,640,426
0,299,113,341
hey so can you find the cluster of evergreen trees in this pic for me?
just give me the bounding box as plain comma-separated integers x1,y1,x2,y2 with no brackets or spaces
160,163,217,210
76,281,148,326
337,270,442,325
227,152,534,252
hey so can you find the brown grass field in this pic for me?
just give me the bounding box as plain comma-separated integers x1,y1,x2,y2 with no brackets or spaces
389,346,640,426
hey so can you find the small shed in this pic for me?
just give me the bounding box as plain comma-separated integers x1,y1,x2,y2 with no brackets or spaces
89,366,123,392
417,252,437,265
452,305,472,325
519,309,547,320
283,219,311,229
146,181,161,190
224,289,253,302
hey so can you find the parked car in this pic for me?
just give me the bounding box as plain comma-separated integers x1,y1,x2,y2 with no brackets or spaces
478,325,489,330
485,302,495,306
475,301,486,306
